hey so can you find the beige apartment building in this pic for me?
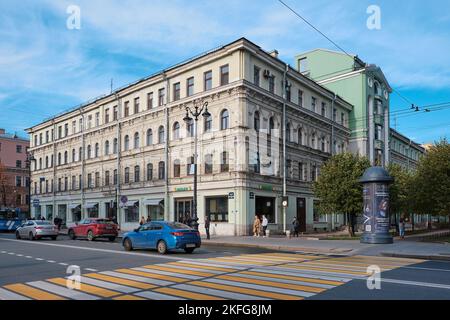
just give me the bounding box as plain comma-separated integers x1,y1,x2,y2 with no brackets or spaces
27,38,352,235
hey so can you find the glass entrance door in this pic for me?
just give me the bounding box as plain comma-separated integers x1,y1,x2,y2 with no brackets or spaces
175,199,193,223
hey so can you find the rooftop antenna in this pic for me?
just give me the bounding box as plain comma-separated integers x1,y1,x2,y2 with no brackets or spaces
110,78,114,94
394,116,397,131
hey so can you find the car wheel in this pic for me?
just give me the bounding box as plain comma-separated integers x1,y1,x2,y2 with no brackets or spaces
51,236,57,241
108,237,116,242
29,232,35,241
184,248,195,254
157,240,168,254
123,238,133,251
68,229,76,240
87,230,94,241
15,231,21,240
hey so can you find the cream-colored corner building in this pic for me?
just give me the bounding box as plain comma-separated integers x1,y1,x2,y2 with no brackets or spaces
27,38,352,235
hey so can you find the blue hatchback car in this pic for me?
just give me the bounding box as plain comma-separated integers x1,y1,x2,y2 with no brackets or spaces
122,221,201,254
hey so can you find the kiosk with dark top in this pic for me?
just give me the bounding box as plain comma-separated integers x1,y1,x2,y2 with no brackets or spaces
360,166,394,244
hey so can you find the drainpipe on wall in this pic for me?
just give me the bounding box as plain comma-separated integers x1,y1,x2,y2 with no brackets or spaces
115,93,122,229
52,119,56,220
282,63,288,234
164,73,170,221
80,109,85,220
330,93,337,231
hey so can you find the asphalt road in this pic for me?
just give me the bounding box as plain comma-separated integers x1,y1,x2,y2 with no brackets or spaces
1,232,449,300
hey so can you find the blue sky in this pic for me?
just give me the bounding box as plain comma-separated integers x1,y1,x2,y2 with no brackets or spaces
1,0,449,143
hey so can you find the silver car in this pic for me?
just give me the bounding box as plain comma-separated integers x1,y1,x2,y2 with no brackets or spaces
15,220,59,240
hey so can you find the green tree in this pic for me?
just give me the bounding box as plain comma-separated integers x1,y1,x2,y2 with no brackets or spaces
412,139,450,221
387,163,414,225
313,153,370,236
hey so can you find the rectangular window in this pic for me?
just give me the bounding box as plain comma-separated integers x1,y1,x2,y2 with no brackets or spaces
333,108,337,121
72,121,76,134
16,176,22,187
105,171,110,186
79,119,83,132
147,93,153,109
87,174,92,188
113,106,118,120
16,160,21,168
46,130,50,143
187,157,194,176
321,102,326,117
113,169,118,185
95,172,100,187
95,113,100,127
16,145,22,153
64,177,68,191
286,85,291,102
72,176,76,190
58,126,62,139
269,76,275,93
299,162,304,181
173,83,180,101
125,204,139,223
124,168,130,184
205,196,229,222
221,152,229,172
299,57,308,73
187,77,194,97
298,90,303,107
220,64,229,86
134,97,140,114
158,88,165,106
341,112,345,125
204,70,212,91
105,109,110,124
311,97,316,112
124,102,129,117
254,66,260,86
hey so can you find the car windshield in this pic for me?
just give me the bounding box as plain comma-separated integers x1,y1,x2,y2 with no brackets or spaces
96,219,114,224
166,222,192,230
35,221,53,225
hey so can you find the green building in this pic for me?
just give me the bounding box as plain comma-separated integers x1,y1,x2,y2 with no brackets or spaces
294,49,392,167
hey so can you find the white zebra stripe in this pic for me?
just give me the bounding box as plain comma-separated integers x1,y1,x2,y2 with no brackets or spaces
27,281,99,300
0,288,31,300
100,271,174,286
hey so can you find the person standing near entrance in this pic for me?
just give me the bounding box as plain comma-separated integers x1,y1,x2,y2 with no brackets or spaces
204,215,210,240
253,215,261,237
261,215,268,237
139,216,145,226
292,217,300,237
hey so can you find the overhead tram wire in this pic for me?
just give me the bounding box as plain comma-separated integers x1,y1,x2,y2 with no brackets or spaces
277,0,417,110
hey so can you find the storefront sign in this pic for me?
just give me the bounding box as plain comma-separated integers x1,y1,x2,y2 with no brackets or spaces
259,184,273,191
175,187,192,192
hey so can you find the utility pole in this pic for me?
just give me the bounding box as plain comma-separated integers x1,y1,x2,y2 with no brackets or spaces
282,64,288,234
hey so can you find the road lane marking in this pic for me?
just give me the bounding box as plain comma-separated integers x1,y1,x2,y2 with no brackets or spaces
242,270,344,286
25,256,32,259
255,267,353,282
176,260,246,270
154,287,225,300
78,276,138,293
283,264,368,276
216,275,325,293
0,288,31,300
4,283,66,300
134,267,201,280
174,284,269,300
190,280,303,300
143,264,216,277
7,253,15,255
27,281,99,300
84,273,156,290
135,290,186,300
85,268,98,272
236,271,337,289
168,262,238,273
16,254,23,257
156,263,225,274
101,271,173,286
35,258,44,261
47,278,120,298
59,263,68,266
47,260,56,263
116,268,187,283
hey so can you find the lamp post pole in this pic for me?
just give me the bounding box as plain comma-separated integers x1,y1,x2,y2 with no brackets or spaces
183,101,210,230
26,153,36,219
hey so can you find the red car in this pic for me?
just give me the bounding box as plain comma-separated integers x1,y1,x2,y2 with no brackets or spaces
68,218,118,242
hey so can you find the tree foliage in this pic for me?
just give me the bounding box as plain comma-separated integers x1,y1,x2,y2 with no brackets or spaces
411,139,450,217
313,153,370,235
387,163,414,217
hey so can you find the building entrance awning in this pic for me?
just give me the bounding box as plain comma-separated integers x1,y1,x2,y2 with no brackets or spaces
68,204,81,210
143,199,164,206
122,201,139,208
84,203,99,209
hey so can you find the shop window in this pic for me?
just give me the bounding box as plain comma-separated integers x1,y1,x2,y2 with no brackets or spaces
205,196,228,222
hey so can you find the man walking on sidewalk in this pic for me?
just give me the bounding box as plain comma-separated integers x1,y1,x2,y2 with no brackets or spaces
204,215,210,240
262,215,268,237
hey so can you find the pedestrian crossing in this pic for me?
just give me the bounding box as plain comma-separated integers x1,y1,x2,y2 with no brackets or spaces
0,252,424,300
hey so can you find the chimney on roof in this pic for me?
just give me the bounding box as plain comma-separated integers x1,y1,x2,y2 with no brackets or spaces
0,129,5,134
269,50,279,58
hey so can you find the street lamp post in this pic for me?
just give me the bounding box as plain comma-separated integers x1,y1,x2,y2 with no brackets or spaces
26,153,36,219
183,101,210,230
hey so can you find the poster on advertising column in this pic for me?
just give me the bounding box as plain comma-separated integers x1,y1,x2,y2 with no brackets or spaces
363,184,373,233
375,183,390,233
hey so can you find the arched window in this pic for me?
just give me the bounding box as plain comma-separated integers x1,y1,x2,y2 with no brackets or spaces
134,165,140,182
158,161,165,180
124,167,130,184
204,114,212,133
95,143,99,157
205,154,213,174
104,140,110,155
87,145,92,159
113,138,118,154
64,151,68,164
72,149,76,162
134,132,140,149
173,159,181,177
58,152,61,165
173,122,180,140
186,119,194,137
158,126,165,144
45,156,49,168
221,151,229,172
254,111,260,131
39,158,42,170
267,117,274,156
147,163,153,181
220,109,229,130
298,129,303,145
124,135,129,151
146,129,153,146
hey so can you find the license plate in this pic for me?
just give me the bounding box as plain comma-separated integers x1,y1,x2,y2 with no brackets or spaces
106,226,112,229
186,244,196,248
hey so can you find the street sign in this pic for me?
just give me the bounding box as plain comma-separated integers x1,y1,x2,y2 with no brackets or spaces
228,192,234,199
120,195,128,204
32,199,40,208
249,192,255,199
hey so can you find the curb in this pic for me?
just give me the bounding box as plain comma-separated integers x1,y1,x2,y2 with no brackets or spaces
199,240,353,255
380,252,450,262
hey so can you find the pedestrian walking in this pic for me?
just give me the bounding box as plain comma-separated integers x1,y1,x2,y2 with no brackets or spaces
253,215,261,237
41,216,45,221
139,216,146,226
399,218,405,239
292,217,300,237
261,215,268,237
204,215,211,240
146,216,152,223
